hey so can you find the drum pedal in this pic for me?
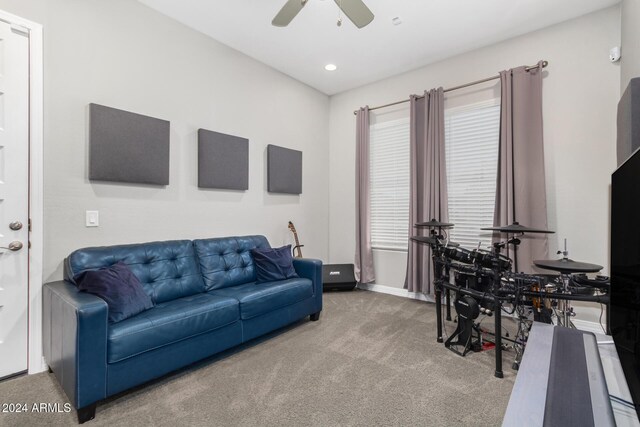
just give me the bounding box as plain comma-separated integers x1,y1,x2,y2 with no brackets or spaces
482,342,495,351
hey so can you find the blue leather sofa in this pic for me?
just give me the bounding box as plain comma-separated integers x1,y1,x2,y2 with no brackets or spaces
42,235,322,423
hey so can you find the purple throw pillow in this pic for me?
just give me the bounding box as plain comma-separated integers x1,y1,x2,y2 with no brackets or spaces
75,261,154,323
251,245,299,283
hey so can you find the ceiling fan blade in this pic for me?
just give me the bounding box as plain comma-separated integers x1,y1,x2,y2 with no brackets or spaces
334,0,374,28
272,0,308,27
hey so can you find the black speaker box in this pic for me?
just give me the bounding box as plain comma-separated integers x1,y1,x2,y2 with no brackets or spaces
322,264,357,291
617,77,640,166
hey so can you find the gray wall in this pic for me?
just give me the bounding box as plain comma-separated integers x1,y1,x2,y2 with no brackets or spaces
0,0,330,281
621,0,640,92
328,6,621,293
0,0,623,302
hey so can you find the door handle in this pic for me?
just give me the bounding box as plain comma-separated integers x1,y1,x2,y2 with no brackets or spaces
0,241,23,251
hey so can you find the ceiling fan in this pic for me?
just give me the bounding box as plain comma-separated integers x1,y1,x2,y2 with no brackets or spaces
272,0,375,29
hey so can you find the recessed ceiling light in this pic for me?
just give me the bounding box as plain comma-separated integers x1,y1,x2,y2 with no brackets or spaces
325,64,337,71
392,17,402,26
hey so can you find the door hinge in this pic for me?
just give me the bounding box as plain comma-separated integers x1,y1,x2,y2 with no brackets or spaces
28,218,32,232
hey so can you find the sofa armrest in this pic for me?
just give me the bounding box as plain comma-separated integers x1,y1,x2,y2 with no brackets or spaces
293,258,323,312
43,281,108,409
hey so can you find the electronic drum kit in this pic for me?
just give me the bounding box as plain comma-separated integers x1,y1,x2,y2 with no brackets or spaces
411,219,610,377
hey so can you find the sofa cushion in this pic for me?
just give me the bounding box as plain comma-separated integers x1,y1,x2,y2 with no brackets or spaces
251,245,298,283
209,278,313,320
107,293,239,363
193,236,271,291
65,240,205,304
75,262,154,323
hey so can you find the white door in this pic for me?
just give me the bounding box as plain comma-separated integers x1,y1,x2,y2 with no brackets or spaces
0,19,30,379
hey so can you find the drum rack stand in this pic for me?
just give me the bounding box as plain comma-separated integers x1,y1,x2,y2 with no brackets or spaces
416,221,611,380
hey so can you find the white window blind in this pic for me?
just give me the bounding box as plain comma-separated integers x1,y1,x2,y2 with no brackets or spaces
369,118,410,250
445,101,500,250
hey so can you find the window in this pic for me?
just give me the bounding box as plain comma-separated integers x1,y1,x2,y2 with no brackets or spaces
369,118,410,250
444,100,500,250
368,101,499,252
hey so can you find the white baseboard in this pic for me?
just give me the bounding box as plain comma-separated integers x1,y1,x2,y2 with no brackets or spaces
572,318,607,335
357,283,607,335
357,283,434,303
36,357,48,374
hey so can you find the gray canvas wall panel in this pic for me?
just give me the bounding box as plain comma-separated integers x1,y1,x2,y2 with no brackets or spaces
89,103,170,185
198,129,249,190
267,144,302,194
617,78,640,166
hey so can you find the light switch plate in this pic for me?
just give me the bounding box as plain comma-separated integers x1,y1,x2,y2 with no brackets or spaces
86,210,99,227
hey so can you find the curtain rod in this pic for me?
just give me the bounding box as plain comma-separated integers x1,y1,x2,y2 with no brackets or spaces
352,60,548,115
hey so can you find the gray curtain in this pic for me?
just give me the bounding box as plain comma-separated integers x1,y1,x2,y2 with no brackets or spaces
405,88,448,294
494,61,548,272
355,106,375,283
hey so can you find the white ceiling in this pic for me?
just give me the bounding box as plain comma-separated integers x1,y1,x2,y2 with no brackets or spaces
138,0,620,95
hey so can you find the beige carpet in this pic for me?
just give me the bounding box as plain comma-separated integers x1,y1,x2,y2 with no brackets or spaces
0,290,516,426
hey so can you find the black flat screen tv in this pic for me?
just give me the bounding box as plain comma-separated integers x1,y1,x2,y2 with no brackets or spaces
611,146,640,417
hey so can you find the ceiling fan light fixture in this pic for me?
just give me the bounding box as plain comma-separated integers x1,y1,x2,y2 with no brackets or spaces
325,64,337,71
